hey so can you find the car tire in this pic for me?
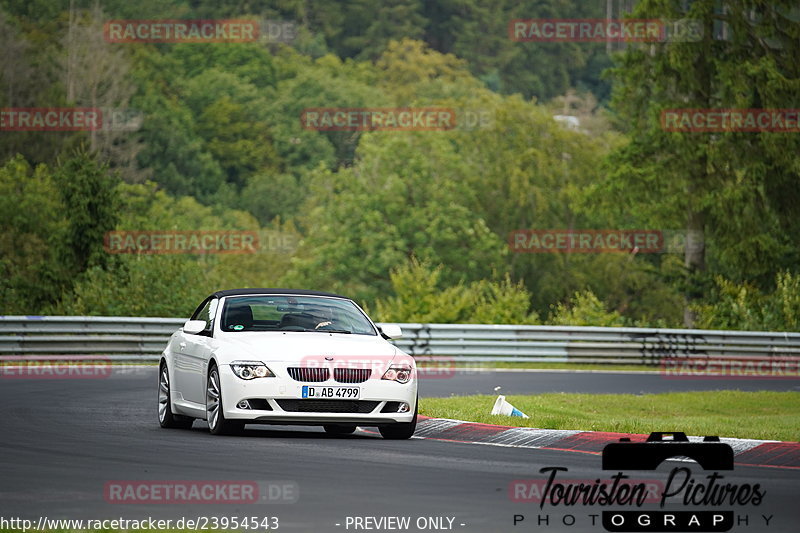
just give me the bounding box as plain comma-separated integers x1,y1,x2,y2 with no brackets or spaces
206,364,243,435
378,397,417,440
323,424,357,435
158,362,194,429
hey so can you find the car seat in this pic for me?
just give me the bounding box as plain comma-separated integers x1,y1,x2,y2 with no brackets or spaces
225,305,254,330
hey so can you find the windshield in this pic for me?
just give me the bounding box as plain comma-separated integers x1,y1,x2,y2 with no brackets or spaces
219,295,376,336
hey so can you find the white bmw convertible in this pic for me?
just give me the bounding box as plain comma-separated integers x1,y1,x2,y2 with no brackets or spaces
158,289,418,439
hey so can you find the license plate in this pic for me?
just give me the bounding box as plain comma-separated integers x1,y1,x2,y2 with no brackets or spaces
301,386,360,399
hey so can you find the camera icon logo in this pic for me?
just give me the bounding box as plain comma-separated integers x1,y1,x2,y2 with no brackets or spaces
602,432,734,471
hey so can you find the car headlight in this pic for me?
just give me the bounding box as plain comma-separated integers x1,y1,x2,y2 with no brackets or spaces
381,365,413,384
230,361,275,380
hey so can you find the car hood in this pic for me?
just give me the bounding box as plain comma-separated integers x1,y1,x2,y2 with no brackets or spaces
214,332,405,363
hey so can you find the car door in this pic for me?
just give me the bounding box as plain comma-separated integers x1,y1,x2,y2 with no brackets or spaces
174,297,218,405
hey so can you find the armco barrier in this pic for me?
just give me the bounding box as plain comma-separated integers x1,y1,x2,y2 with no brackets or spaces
1,316,798,365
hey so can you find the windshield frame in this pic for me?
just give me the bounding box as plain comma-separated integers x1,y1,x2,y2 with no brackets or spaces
215,293,379,336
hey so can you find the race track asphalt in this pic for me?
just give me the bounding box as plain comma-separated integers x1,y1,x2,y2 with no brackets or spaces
0,368,797,532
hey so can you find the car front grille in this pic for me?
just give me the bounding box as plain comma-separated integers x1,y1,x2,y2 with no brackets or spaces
275,400,379,414
333,368,372,383
287,367,330,382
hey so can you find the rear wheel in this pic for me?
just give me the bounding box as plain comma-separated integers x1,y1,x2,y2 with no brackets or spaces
206,365,243,435
158,363,193,429
378,398,417,440
323,424,357,435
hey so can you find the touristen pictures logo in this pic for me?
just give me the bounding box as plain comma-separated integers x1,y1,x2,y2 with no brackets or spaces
512,433,770,532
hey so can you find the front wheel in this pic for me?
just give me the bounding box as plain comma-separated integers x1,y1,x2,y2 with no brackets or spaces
378,399,417,440
206,365,243,435
158,363,193,429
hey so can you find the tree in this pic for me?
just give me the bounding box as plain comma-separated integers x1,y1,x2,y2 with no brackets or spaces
128,47,225,201
694,272,800,332
264,51,387,169
0,155,65,312
53,148,120,273
342,0,427,60
57,181,299,317
601,0,800,326
422,0,610,100
61,255,208,317
374,38,482,104
239,172,303,225
0,10,81,164
282,132,508,304
373,257,538,324
61,4,143,182
548,290,626,327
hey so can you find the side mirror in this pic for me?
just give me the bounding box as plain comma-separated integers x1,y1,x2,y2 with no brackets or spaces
380,324,403,339
183,320,207,335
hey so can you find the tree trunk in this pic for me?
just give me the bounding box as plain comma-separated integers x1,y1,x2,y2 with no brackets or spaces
683,10,715,328
684,208,706,327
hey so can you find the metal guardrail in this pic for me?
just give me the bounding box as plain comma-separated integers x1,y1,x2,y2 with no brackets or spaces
1,316,799,365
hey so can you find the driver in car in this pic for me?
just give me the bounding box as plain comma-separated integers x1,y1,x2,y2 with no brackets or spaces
279,307,340,330
310,307,336,329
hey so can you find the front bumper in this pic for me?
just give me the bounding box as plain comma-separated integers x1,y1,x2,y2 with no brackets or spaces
218,363,417,425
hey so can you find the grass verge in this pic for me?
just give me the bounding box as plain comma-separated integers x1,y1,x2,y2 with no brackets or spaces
419,391,800,442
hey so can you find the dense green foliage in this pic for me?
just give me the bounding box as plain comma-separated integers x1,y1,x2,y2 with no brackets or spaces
1,1,798,329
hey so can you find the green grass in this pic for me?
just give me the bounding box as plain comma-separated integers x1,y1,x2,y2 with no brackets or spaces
419,391,800,442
